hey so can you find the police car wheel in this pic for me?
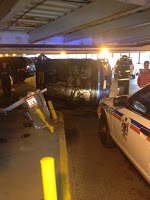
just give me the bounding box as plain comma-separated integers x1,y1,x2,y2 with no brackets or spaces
99,111,115,148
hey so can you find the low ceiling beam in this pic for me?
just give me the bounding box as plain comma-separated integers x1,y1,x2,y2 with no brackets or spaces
29,0,136,43
91,23,150,45
64,9,150,42
0,0,19,21
65,23,150,46
116,0,150,6
0,43,150,53
0,0,45,27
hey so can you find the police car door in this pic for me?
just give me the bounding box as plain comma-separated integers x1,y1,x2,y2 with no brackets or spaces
113,86,150,182
112,107,129,154
126,88,150,182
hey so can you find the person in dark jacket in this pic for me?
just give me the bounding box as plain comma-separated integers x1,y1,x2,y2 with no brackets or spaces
115,56,130,79
0,61,12,97
36,54,47,89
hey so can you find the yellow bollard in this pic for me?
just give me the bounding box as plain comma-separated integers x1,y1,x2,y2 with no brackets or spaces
40,157,57,200
36,108,54,134
48,100,58,121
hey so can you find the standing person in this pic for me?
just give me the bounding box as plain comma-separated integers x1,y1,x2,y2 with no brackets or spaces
115,55,130,95
0,61,12,97
36,54,47,89
137,61,150,88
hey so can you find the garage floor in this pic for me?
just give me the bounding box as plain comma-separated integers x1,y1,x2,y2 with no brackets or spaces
0,110,64,200
0,78,63,200
57,76,150,200
0,75,148,200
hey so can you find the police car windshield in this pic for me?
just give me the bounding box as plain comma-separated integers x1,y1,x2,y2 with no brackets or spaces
128,84,150,118
137,84,150,102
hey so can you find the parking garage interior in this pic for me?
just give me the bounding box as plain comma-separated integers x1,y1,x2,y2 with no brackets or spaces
0,0,150,200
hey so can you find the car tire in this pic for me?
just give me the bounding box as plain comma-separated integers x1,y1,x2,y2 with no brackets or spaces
99,111,115,148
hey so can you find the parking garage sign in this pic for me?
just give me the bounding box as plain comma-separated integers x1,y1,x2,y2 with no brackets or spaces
26,96,37,108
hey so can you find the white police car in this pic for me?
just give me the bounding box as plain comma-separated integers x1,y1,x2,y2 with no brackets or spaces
97,84,150,184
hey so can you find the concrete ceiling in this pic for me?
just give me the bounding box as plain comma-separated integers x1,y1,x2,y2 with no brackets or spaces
0,0,150,53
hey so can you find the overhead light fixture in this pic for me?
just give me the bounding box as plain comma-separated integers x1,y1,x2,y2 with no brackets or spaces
61,51,66,55
101,48,109,58
101,48,108,55
61,51,67,58
13,54,16,57
0,54,2,57
5,54,8,57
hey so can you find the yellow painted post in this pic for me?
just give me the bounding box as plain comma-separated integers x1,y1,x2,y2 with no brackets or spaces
40,157,57,200
36,108,54,134
48,100,58,121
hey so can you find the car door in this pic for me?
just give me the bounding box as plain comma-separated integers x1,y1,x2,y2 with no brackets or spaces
112,107,128,152
113,85,150,183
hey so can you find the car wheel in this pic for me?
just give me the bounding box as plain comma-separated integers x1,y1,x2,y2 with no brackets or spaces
99,111,115,148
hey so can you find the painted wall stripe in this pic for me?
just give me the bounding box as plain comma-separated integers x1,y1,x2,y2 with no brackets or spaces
58,112,71,200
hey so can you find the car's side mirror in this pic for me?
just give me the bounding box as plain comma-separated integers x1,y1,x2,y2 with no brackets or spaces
113,96,128,107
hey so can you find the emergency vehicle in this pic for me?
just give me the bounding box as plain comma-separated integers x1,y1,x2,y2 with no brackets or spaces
114,55,136,79
97,83,150,184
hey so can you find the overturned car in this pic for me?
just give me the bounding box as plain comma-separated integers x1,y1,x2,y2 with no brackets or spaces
36,56,112,104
